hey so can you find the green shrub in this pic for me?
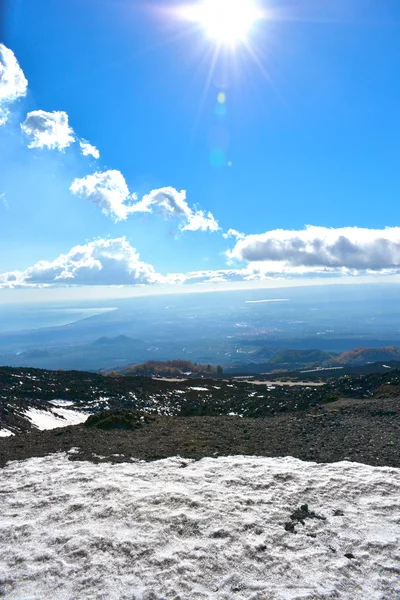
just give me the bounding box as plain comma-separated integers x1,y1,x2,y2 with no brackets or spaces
84,409,154,430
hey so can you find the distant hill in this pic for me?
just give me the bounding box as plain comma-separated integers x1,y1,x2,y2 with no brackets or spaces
91,335,144,347
227,346,400,375
111,360,223,377
329,346,400,366
268,349,337,371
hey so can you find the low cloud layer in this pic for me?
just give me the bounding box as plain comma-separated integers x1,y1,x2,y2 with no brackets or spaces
0,44,28,125
0,238,338,289
227,226,400,272
0,238,162,288
3,226,400,290
71,172,219,231
21,110,76,151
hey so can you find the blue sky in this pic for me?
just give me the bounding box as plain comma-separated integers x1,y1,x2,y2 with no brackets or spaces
1,0,400,298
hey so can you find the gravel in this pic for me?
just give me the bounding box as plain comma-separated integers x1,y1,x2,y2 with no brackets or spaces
1,396,399,468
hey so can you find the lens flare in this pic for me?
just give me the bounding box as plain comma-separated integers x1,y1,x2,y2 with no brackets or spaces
182,0,262,46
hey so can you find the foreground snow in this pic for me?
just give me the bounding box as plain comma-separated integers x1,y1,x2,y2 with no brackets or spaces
0,429,13,437
0,455,399,600
24,406,89,430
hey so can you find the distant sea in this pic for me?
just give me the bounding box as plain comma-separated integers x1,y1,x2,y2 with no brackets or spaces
0,305,117,333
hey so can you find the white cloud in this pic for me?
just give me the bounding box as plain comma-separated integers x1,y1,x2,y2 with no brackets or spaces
21,110,75,151
132,187,191,217
131,186,219,232
222,228,245,240
227,226,400,273
0,238,162,288
80,139,100,159
71,176,219,232
181,209,219,233
20,108,99,156
3,234,400,290
0,44,28,125
70,170,137,222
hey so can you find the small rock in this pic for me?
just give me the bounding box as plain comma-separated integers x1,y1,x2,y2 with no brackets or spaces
256,544,267,552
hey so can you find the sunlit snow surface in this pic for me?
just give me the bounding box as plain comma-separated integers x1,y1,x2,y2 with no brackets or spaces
0,429,13,437
24,407,89,429
1,454,399,599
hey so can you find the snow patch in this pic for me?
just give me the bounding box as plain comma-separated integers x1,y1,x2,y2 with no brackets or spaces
0,429,14,437
0,454,399,599
48,399,75,407
24,407,89,430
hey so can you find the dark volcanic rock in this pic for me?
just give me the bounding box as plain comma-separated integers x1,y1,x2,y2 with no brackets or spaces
1,395,399,469
284,504,326,534
0,366,399,468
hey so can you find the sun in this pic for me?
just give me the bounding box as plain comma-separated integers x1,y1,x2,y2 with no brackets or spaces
182,0,262,46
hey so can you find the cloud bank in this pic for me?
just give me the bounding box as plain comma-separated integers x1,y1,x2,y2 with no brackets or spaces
0,238,162,288
227,226,400,273
0,239,263,288
4,226,400,289
71,172,219,231
0,44,28,125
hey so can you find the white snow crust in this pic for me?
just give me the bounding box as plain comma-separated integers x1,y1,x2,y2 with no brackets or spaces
0,454,399,600
49,399,75,407
24,407,89,430
0,429,14,437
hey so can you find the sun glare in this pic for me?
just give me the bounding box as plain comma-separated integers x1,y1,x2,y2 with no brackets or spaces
182,0,262,46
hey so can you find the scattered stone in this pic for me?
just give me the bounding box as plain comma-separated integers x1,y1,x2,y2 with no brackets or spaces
284,503,326,534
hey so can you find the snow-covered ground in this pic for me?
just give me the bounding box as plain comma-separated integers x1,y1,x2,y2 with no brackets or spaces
1,455,399,599
0,429,14,437
24,406,89,430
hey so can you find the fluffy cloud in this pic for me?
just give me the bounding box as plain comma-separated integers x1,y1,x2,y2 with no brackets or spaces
227,226,400,273
21,110,99,158
132,187,191,217
80,140,100,159
181,209,219,233
0,44,28,125
0,238,162,288
128,186,219,232
71,175,219,232
21,110,75,150
0,240,277,289
130,186,219,232
3,234,400,289
70,170,136,222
